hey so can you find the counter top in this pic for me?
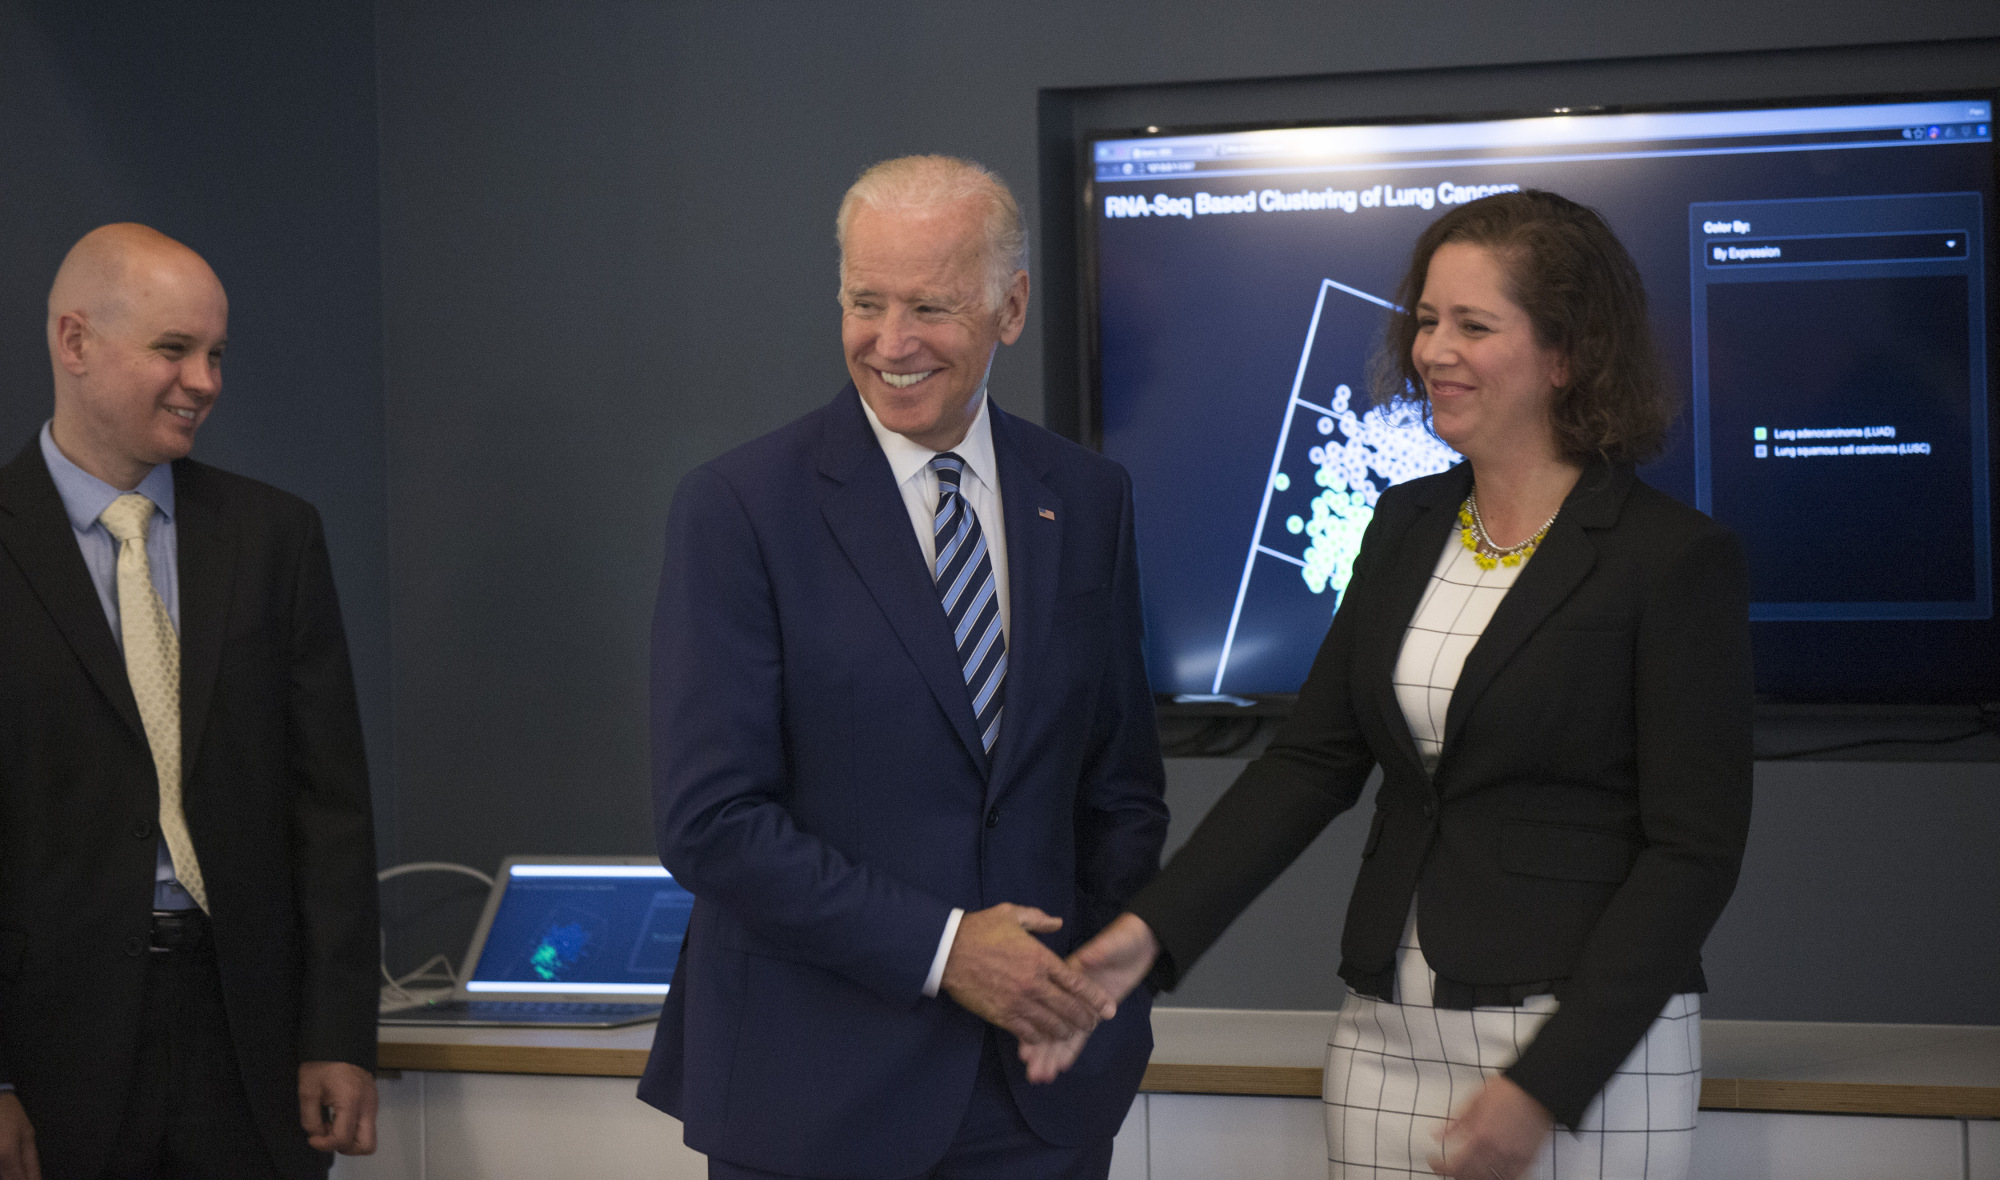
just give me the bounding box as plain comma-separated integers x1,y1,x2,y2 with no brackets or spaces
376,1009,1999,1118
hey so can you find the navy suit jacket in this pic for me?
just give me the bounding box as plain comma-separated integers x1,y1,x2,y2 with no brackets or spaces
639,386,1169,1177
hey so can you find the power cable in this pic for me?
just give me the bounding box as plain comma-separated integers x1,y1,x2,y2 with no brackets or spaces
376,861,494,1012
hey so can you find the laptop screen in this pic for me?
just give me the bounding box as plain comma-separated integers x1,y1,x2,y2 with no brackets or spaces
464,863,692,995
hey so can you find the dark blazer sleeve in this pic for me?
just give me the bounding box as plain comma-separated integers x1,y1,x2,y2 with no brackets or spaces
651,465,955,1002
1503,525,1752,1126
1068,469,1170,938
1127,502,1389,983
283,505,382,1069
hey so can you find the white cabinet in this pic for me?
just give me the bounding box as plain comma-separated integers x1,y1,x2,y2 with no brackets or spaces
1969,1119,2000,1180
1143,1094,1328,1180
338,1080,1989,1180
333,1072,702,1180
1690,1111,1966,1180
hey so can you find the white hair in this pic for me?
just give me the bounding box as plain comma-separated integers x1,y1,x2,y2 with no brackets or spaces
836,155,1028,311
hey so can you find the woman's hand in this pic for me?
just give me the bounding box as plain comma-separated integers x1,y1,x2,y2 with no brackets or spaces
1018,912,1161,1083
1427,1074,1553,1179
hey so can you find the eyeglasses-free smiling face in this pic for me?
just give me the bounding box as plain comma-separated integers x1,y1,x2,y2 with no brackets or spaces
839,197,1027,452
50,232,228,490
1411,241,1570,466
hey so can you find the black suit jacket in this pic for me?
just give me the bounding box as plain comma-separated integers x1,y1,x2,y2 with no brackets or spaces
0,441,378,1179
1130,461,1752,1128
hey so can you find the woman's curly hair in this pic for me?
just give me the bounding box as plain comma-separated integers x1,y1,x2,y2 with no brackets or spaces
1375,189,1678,465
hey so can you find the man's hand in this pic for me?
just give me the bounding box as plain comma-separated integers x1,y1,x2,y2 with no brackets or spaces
0,1093,39,1180
1427,1075,1552,1179
1018,911,1161,1083
298,1061,377,1156
941,904,1115,1045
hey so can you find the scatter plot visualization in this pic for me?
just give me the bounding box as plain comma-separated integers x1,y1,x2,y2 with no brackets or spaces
530,922,588,980
505,907,607,983
1212,279,1458,694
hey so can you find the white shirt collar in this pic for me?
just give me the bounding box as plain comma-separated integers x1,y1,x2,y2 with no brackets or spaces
860,388,999,493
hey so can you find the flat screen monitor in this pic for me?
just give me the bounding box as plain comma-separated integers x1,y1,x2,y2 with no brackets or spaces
1084,94,1997,704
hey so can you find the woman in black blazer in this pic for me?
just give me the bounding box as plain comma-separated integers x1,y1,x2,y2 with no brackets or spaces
1043,191,1752,1180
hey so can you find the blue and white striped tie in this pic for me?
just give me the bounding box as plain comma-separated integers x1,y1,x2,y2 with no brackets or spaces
930,453,1005,753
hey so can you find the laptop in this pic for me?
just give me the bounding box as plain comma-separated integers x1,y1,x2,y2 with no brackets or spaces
379,855,689,1028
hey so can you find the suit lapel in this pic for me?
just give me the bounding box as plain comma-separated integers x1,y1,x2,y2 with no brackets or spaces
983,408,1061,798
0,441,146,741
173,461,235,781
817,388,991,775
1439,463,1631,762
1361,465,1467,779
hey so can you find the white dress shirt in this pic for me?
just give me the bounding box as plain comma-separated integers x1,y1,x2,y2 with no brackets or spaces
859,390,1010,999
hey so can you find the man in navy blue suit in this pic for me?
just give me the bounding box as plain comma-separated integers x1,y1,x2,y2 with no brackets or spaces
639,156,1169,1178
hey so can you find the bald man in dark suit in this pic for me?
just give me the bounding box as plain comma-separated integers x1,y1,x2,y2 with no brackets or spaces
0,224,380,1179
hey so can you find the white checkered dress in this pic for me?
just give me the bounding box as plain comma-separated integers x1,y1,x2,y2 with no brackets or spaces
1392,533,1524,776
1321,530,1700,1179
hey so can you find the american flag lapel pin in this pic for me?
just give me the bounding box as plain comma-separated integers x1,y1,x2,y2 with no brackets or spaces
1038,508,1056,521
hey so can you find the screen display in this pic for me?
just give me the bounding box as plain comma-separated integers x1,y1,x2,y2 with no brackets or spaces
1087,96,1997,702
466,863,691,995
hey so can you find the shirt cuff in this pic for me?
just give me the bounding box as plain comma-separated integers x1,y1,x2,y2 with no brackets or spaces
922,908,965,998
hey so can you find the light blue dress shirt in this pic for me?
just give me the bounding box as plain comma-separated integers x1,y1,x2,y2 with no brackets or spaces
39,422,199,912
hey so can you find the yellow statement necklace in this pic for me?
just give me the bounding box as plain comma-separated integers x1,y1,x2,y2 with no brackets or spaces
1459,485,1560,571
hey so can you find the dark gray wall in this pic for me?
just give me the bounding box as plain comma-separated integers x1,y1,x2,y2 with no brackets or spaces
0,2,395,847
6,0,1994,1018
371,2,2000,1016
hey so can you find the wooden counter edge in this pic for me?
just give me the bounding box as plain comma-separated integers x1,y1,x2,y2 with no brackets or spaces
378,1040,652,1078
375,1043,2000,1119
1139,1067,2000,1118
1698,1077,2000,1119
1141,1063,1323,1097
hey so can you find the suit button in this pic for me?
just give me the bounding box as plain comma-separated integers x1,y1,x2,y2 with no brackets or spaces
1423,802,1438,820
986,807,1000,829
133,818,153,839
125,935,146,957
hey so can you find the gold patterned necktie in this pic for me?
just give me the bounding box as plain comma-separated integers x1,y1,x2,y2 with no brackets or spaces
99,494,208,913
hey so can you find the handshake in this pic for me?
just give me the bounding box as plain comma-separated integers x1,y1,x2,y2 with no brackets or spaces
938,905,1163,1084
